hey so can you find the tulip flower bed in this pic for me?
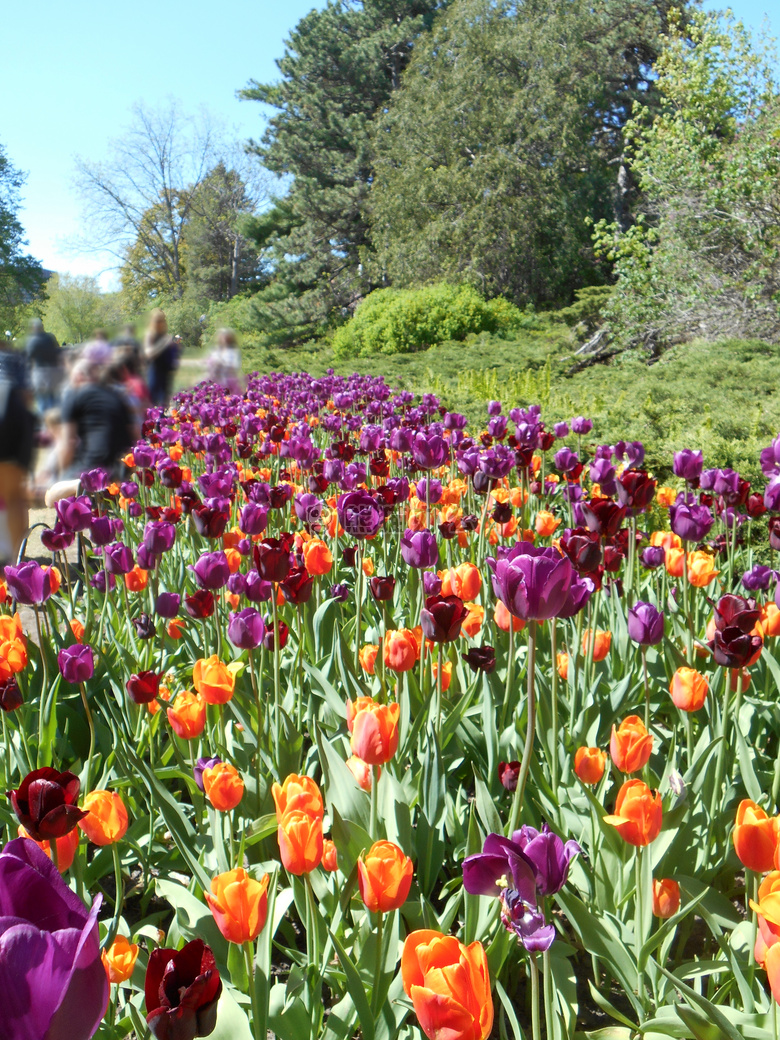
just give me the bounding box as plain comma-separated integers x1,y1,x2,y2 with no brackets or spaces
5,373,780,1040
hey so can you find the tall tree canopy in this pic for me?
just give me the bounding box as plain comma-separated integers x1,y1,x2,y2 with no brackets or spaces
0,143,44,335
240,0,445,341
368,0,689,306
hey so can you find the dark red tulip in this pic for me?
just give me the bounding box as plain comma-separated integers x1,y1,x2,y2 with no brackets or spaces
709,628,762,668
438,521,459,540
191,505,229,539
0,676,23,711
254,535,294,583
145,938,222,1040
262,619,289,652
369,576,396,602
558,529,602,574
9,767,87,841
185,590,215,619
747,493,767,518
581,498,626,537
713,594,760,634
498,760,521,792
420,594,468,643
462,645,496,674
603,545,624,572
280,566,314,605
126,671,162,705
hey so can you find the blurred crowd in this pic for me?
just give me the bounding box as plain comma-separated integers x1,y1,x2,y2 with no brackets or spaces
0,309,242,563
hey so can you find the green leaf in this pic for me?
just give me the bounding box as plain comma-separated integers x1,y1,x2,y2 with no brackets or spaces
328,928,375,1040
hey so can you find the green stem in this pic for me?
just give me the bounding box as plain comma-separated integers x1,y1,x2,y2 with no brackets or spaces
370,764,379,838
509,621,536,834
641,647,650,729
80,683,96,797
542,947,555,1040
635,847,646,1010
371,911,384,1018
271,590,281,767
529,954,542,1040
244,941,262,1040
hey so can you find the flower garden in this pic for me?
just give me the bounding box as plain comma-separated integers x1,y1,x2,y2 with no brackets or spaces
4,370,780,1040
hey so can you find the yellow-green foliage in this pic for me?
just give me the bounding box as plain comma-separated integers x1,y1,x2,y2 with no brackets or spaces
331,283,523,358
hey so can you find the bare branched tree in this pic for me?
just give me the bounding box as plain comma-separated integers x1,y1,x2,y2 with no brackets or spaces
73,101,222,298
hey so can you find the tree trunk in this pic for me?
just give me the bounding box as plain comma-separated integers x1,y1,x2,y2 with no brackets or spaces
229,236,241,299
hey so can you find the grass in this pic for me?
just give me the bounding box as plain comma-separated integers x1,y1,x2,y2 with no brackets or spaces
241,331,780,483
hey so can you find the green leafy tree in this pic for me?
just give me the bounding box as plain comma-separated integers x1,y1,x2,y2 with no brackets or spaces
42,274,121,344
0,143,45,336
240,0,444,342
595,11,780,350
369,0,690,307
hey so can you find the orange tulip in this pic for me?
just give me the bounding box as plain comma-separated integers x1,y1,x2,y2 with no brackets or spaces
556,652,569,680
124,566,148,592
192,655,238,704
432,660,453,692
271,774,324,821
493,599,525,633
277,809,323,874
303,538,333,576
322,838,339,872
582,629,611,661
610,716,653,773
18,825,79,873
79,790,129,846
401,930,493,1040
69,618,85,643
664,547,685,578
203,762,244,811
669,668,708,712
346,755,376,791
574,747,607,785
362,557,375,578
0,612,24,643
733,800,778,873
359,644,379,674
167,618,185,640
760,604,780,639
656,487,676,508
652,879,680,918
687,550,718,587
604,779,663,846
43,566,61,595
535,510,560,537
440,563,482,602
205,867,270,944
0,636,27,678
102,935,139,984
651,531,682,552
750,871,780,963
351,701,400,765
167,691,207,740
460,603,484,639
358,840,414,913
384,629,418,673
346,696,376,733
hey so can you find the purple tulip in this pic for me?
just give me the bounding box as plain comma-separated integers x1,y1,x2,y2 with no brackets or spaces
553,448,579,474
488,544,574,621
143,521,176,555
743,565,776,592
240,502,268,536
512,823,581,896
554,422,569,438
194,756,222,792
330,583,349,602
412,432,449,470
87,515,113,547
0,837,108,1039
191,551,230,590
90,570,116,593
673,449,703,483
337,490,384,539
400,529,439,570
571,416,592,435
627,601,665,646
103,542,134,575
245,571,273,602
640,545,666,569
4,562,52,605
154,592,181,618
415,479,442,504
227,608,266,650
80,467,109,494
502,894,557,951
557,574,594,619
669,496,714,543
765,476,780,513
41,524,75,553
462,833,538,905
423,571,443,596
57,644,95,684
55,495,93,533
487,400,502,416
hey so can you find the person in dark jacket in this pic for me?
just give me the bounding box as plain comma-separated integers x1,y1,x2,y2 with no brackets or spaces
25,318,63,411
0,342,35,560
143,309,180,408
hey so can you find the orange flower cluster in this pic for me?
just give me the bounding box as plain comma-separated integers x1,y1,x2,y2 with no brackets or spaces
0,613,27,680
274,773,324,875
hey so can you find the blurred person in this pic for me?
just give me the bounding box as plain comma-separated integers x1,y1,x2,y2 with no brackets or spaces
0,342,36,561
107,348,149,429
207,328,242,393
143,309,180,408
0,338,30,396
46,347,135,504
30,408,62,502
25,318,63,411
112,322,142,362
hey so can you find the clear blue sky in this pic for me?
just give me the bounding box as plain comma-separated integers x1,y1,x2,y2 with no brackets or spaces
2,0,777,286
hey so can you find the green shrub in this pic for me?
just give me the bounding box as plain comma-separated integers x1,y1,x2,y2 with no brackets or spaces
331,282,523,358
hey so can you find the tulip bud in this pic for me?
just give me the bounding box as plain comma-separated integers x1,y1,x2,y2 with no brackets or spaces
652,878,681,919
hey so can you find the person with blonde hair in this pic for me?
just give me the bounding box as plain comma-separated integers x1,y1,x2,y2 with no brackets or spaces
143,309,180,407
207,328,242,393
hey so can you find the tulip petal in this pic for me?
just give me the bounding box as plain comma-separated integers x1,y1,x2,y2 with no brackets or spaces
410,984,480,1040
